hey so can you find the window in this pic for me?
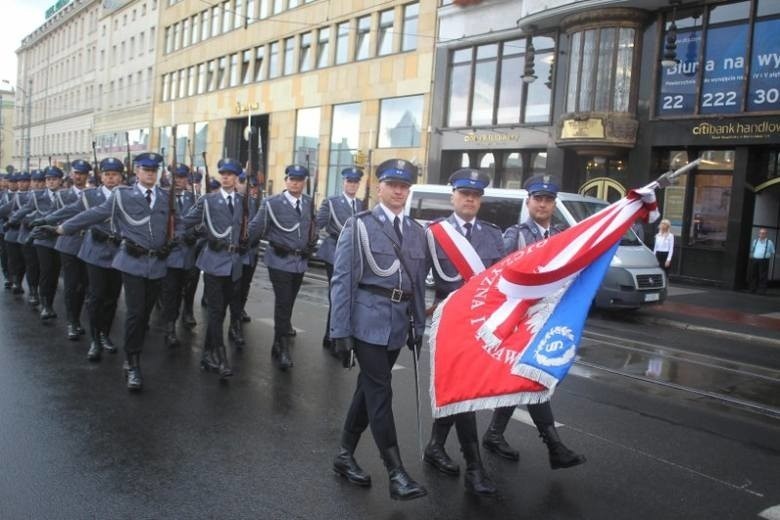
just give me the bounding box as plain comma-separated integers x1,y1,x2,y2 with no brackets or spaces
165,27,173,53
247,0,257,24
283,37,295,75
377,9,394,56
212,6,221,37
294,107,321,169
258,0,269,19
378,95,423,148
447,48,471,127
689,151,734,248
299,32,312,72
222,1,233,33
472,44,498,126
149,27,155,50
201,9,211,40
139,32,146,55
129,37,136,58
182,19,190,48
355,16,371,60
401,2,418,52
172,23,180,51
328,103,361,196
197,62,207,94
188,67,197,96
273,0,283,15
234,0,244,29
191,15,200,45
268,42,279,78
178,69,187,98
207,59,217,91
218,56,228,88
167,73,175,100
567,28,632,113
254,45,265,81
316,27,330,68
335,21,349,64
242,49,253,84
229,53,240,87
289,0,299,8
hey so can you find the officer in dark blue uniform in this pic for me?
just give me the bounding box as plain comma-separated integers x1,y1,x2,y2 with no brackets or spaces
0,172,32,295
329,159,428,501
183,158,247,379
54,152,172,391
483,174,587,470
0,173,10,288
160,163,198,348
228,174,260,346
18,169,45,308
248,164,314,370
315,167,365,352
423,168,503,496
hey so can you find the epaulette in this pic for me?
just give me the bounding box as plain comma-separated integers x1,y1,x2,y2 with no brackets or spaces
479,219,500,230
407,217,423,229
355,210,372,219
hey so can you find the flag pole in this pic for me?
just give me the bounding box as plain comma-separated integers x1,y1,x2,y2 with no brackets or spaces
412,347,423,461
652,158,701,189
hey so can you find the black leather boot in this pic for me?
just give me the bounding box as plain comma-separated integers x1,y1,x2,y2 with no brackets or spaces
275,336,293,370
4,280,11,289
27,286,39,307
100,332,117,353
381,446,427,501
163,322,179,348
333,432,371,487
200,345,219,373
125,353,143,391
538,424,586,470
424,421,459,475
40,297,57,320
75,323,85,335
482,407,519,461
461,442,497,496
322,334,333,351
87,340,102,362
240,309,251,323
228,320,245,347
181,302,197,328
11,279,23,295
67,322,80,341
216,345,233,379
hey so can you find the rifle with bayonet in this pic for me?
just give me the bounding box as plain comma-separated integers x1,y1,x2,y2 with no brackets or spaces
201,151,211,194
92,141,101,187
125,132,133,185
166,126,177,242
187,138,196,197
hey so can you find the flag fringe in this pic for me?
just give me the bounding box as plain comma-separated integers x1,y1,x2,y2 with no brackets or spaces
510,363,560,389
432,390,552,419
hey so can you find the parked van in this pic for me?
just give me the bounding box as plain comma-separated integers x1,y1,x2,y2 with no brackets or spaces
405,185,666,310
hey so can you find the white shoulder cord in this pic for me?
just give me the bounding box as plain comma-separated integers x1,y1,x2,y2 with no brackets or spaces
55,191,66,209
82,191,90,210
356,217,400,277
203,198,232,239
426,227,462,283
32,191,41,214
115,188,151,226
327,199,344,231
266,198,300,233
516,228,526,251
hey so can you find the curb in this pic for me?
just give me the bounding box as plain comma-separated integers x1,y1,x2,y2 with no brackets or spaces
636,315,780,348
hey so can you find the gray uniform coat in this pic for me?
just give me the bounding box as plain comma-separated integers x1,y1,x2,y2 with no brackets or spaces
315,194,364,265
60,185,171,279
503,217,559,252
182,191,244,281
12,189,64,248
0,191,30,243
248,192,313,274
329,205,428,349
53,188,85,255
167,190,197,270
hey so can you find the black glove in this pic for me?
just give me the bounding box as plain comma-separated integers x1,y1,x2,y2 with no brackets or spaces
407,332,423,358
332,337,355,369
238,240,249,255
158,241,174,257
182,232,198,246
30,218,48,228
32,225,59,240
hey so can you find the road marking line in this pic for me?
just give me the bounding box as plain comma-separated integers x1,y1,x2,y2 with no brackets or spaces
759,505,780,519
392,364,406,371
761,312,780,320
511,409,563,428
255,318,306,334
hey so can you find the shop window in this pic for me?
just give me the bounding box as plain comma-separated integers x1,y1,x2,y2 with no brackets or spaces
328,103,361,196
504,153,523,189
294,107,321,169
378,95,423,148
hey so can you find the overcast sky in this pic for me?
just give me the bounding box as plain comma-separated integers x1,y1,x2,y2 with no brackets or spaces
0,0,53,87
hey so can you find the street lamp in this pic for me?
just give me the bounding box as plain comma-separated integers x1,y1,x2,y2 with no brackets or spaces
1,79,32,172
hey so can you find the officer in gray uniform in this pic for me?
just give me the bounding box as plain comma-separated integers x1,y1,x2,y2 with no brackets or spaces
248,164,314,371
423,168,503,496
0,173,10,288
182,158,247,380
38,158,125,361
52,159,92,340
0,172,31,295
18,169,44,308
17,167,65,320
160,163,198,348
329,159,428,501
315,167,365,352
483,174,586,470
228,175,260,347
53,152,172,391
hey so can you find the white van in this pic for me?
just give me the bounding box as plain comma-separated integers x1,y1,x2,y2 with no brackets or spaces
405,185,667,310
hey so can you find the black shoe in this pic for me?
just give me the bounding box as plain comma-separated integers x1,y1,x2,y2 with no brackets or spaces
382,446,427,501
215,345,233,380
67,322,80,341
125,353,143,391
163,322,179,349
12,283,23,295
423,422,459,475
461,443,497,496
40,298,57,321
200,348,219,373
240,309,251,323
539,425,586,470
75,323,86,335
482,408,519,461
181,312,197,328
99,332,117,353
87,340,102,362
333,448,372,486
27,288,39,307
275,337,293,370
4,280,11,289
322,335,333,351
286,327,296,337
228,320,245,347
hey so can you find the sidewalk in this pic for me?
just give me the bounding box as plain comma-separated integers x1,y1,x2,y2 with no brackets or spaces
636,283,780,346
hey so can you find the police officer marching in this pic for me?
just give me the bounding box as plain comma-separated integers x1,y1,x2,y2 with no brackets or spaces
423,168,503,496
0,172,32,296
482,174,587,470
18,169,45,309
160,163,198,348
53,152,173,391
248,164,314,370
182,158,247,380
330,159,428,501
0,173,11,288
315,167,365,353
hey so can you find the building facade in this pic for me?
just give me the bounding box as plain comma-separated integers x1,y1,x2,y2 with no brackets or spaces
153,0,434,201
428,0,780,289
15,0,101,171
0,88,15,172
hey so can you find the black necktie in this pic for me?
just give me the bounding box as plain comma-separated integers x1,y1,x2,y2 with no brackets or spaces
393,216,403,244
145,189,152,206
543,230,550,239
177,195,183,211
295,199,301,216
351,199,356,214
464,222,472,242
227,195,234,215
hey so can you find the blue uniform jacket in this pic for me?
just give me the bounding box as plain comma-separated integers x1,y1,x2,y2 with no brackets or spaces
182,191,244,281
167,190,198,270
12,189,64,248
315,194,365,265
427,213,505,298
503,217,560,252
329,205,429,349
248,192,313,274
0,191,30,243
60,185,172,279
53,188,85,255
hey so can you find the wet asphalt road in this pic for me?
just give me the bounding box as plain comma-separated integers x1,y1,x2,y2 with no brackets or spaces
0,268,779,519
